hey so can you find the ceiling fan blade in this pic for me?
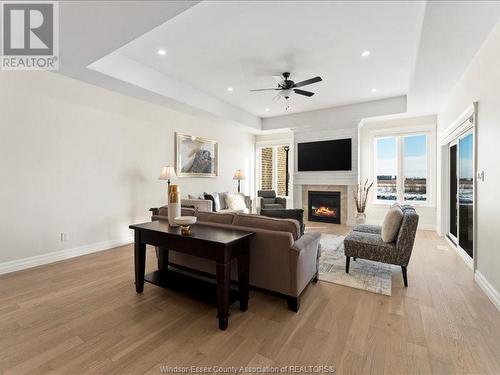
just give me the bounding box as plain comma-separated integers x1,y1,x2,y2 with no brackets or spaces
272,93,282,102
250,88,281,92
293,76,322,88
272,75,285,88
294,89,314,97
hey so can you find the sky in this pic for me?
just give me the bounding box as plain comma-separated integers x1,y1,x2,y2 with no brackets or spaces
376,133,473,179
459,133,473,179
376,135,427,178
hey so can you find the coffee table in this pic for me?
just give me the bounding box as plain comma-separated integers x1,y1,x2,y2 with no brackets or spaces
129,220,255,330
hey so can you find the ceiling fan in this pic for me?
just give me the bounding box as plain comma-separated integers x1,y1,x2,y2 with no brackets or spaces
250,72,322,101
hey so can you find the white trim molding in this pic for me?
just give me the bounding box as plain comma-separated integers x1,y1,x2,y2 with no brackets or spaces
369,124,436,207
445,236,473,270
439,102,477,146
475,271,500,312
439,102,478,270
0,237,133,275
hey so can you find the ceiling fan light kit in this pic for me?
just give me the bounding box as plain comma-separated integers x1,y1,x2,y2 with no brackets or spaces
250,72,322,110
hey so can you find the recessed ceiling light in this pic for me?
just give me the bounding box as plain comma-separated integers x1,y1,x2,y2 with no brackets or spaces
265,108,270,112
157,48,166,56
371,88,377,92
227,87,233,92
361,50,371,57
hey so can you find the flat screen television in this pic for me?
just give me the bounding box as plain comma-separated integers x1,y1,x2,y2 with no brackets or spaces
297,138,352,171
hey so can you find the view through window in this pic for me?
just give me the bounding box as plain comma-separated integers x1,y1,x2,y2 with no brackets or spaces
403,135,427,201
375,134,427,202
260,147,273,190
376,137,397,201
276,146,287,196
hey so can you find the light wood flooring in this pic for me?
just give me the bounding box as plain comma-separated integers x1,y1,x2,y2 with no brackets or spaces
1,226,499,374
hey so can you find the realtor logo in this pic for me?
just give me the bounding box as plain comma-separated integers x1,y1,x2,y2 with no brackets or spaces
1,1,59,70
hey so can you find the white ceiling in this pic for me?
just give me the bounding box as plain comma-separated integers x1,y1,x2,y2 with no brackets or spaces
408,1,500,114
57,1,500,131
112,1,425,118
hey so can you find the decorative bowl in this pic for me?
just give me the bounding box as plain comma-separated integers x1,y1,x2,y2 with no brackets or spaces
174,216,197,234
174,216,197,226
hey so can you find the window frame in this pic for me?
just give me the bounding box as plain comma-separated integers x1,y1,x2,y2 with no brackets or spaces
256,141,291,197
371,126,434,207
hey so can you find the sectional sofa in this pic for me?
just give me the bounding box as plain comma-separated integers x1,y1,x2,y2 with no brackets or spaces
150,206,321,311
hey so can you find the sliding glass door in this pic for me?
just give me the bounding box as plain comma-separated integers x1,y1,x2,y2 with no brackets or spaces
449,144,458,241
448,132,474,258
458,133,474,257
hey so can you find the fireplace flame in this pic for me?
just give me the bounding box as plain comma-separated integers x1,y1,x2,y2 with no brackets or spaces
314,206,336,217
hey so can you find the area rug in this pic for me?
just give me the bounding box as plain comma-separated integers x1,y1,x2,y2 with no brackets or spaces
318,234,394,296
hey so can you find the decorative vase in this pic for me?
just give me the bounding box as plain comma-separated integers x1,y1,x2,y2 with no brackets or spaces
168,184,181,227
355,212,366,225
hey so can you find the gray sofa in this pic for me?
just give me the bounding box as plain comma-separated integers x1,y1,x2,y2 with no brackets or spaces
150,206,321,311
344,205,419,287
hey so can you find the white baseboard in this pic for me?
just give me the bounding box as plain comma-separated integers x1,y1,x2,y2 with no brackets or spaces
0,237,133,275
444,236,474,270
475,270,500,312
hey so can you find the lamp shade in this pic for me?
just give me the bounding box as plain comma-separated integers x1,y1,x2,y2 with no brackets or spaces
159,166,176,180
233,169,245,180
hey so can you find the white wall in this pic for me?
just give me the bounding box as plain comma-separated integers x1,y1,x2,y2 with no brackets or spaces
0,71,255,265
359,115,437,230
437,19,500,299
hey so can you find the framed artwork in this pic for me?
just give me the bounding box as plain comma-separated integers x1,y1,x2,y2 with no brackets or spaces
175,133,218,177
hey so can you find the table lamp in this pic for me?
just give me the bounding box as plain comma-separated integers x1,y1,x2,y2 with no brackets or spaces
233,169,245,193
159,166,176,201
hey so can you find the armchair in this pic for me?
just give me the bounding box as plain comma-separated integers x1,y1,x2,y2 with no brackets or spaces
257,190,286,211
344,205,419,287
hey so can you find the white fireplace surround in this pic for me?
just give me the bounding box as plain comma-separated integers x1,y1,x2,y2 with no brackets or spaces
293,128,358,225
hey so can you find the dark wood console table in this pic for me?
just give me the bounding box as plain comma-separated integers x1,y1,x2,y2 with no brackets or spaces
129,221,254,330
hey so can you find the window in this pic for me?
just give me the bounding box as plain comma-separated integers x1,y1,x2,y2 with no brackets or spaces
403,135,427,201
375,137,397,201
258,145,289,196
375,134,428,203
260,147,273,190
276,146,287,196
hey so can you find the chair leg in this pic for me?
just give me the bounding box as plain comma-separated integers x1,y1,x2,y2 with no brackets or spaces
401,266,408,287
312,271,319,283
345,256,350,273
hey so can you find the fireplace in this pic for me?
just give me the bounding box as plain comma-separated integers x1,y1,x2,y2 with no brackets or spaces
308,191,341,224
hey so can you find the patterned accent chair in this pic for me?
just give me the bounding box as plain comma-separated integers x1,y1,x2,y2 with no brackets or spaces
344,205,419,287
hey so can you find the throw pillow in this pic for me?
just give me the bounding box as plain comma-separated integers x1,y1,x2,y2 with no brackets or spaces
203,193,216,212
211,192,221,211
381,206,404,243
225,192,247,211
218,192,228,209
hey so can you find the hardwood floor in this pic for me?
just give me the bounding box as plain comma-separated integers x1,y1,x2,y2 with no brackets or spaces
1,227,499,374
